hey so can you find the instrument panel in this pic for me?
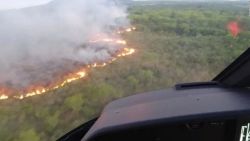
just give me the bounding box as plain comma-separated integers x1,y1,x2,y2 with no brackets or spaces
93,119,241,141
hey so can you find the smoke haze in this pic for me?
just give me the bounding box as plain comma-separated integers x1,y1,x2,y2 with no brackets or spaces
0,0,128,90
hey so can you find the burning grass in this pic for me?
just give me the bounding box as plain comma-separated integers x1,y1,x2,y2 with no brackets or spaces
0,27,136,100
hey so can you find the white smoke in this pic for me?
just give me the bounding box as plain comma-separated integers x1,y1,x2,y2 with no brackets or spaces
0,0,129,90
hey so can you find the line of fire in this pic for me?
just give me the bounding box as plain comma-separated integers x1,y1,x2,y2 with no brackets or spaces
0,27,136,100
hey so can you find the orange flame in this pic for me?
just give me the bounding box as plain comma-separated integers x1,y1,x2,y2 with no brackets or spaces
117,27,136,34
0,94,8,100
11,70,87,100
117,48,136,57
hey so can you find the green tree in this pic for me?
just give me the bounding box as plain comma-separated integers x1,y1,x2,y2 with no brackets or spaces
64,94,85,112
45,112,60,131
17,129,40,141
127,76,139,90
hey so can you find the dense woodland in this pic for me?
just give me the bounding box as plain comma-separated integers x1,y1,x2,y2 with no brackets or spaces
1,1,250,140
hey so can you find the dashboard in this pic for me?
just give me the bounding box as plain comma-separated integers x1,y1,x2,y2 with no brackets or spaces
79,86,250,141
90,118,250,141
93,119,237,141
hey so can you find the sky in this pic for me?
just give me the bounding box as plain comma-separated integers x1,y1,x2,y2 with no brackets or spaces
0,0,53,10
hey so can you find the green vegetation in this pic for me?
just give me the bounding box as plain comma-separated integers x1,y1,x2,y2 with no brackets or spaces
1,1,250,140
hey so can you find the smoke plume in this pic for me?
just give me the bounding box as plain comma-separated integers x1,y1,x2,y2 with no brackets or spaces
0,0,128,90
